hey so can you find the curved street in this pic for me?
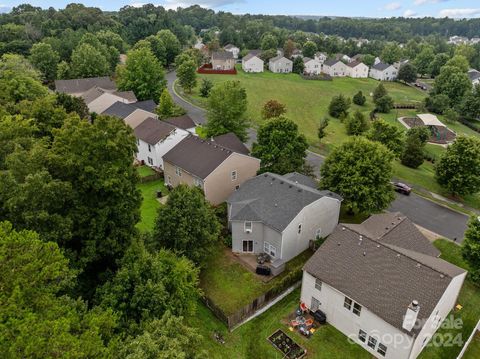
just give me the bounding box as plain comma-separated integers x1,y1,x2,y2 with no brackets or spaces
166,71,469,241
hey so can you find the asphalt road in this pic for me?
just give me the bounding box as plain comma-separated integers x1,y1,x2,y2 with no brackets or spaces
166,71,469,241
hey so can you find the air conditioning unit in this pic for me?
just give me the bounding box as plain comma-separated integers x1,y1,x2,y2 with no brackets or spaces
245,229,252,234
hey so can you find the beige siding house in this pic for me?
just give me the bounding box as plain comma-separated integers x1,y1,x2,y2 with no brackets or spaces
347,61,369,78
211,51,235,70
323,59,348,77
163,134,260,205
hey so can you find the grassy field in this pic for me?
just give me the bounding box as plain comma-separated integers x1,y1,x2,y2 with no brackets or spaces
177,69,480,210
464,332,480,359
419,239,480,359
136,179,169,232
136,165,156,178
200,246,312,315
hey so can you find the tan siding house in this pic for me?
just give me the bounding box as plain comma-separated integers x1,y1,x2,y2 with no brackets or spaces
163,134,260,205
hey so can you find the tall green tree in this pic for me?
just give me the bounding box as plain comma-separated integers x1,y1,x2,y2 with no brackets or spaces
97,239,199,332
380,43,403,64
318,117,329,141
400,127,429,169
397,63,417,83
29,42,60,81
366,119,404,156
435,136,480,196
117,47,166,101
292,57,305,74
432,55,471,108
154,185,221,267
205,80,249,142
0,222,116,358
345,110,369,136
252,116,309,175
157,29,181,66
320,137,395,214
462,216,480,283
177,59,197,93
413,46,434,76
70,43,110,78
302,40,317,58
328,94,351,119
260,33,278,51
352,91,366,106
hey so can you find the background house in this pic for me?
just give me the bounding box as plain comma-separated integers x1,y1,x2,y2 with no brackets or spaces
468,69,480,87
323,59,347,77
269,55,293,73
55,76,116,96
163,134,260,205
224,44,240,59
314,52,327,64
370,62,398,81
242,52,264,73
134,117,189,169
211,51,235,70
347,61,369,78
164,115,197,134
301,212,466,359
227,172,342,263
303,57,322,75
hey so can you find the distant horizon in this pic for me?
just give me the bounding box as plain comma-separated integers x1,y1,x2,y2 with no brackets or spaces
1,1,480,19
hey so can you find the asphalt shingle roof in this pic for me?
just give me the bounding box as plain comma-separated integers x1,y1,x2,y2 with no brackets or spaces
227,172,341,232
133,117,176,145
164,115,196,130
372,62,393,71
269,55,291,64
134,100,157,113
303,222,465,336
212,51,234,60
212,133,249,155
102,101,137,119
323,59,341,67
55,77,116,94
283,172,318,189
163,135,235,179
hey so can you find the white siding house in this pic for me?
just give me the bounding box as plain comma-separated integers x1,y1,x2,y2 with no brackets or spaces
303,57,322,75
269,55,293,73
323,59,348,77
314,52,327,64
301,213,466,359
224,44,240,59
242,53,264,72
134,117,189,169
370,63,398,81
347,61,369,78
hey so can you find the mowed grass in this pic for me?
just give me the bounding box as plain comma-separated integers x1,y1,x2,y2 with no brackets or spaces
200,246,312,315
190,288,370,359
184,68,425,154
464,332,480,359
136,165,156,178
136,179,168,232
419,239,480,359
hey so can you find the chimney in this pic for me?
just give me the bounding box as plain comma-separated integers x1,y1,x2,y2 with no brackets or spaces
402,300,420,332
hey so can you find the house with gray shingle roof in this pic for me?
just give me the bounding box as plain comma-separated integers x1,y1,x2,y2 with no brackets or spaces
322,58,348,77
468,69,480,87
211,51,235,70
242,51,264,73
269,55,293,73
370,62,398,81
224,44,240,59
301,212,466,359
227,172,342,264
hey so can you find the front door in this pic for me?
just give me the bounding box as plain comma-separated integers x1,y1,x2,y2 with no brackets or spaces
311,297,320,312
243,240,253,253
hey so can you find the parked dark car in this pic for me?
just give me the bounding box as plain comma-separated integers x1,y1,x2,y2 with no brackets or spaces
312,309,327,324
391,181,412,195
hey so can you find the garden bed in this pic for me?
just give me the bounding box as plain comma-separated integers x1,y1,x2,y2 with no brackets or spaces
268,329,306,359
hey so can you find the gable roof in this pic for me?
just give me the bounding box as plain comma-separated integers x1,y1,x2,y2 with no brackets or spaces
164,115,196,130
269,55,292,64
468,69,480,81
228,172,341,232
283,172,318,189
212,51,234,60
344,212,440,257
315,52,327,57
303,222,465,336
323,58,342,67
303,57,314,64
102,101,138,119
212,132,249,155
243,52,263,62
163,135,239,179
134,117,176,145
224,44,238,50
55,76,116,95
372,62,393,71
124,109,155,129
80,87,136,105
133,100,157,113
347,60,366,68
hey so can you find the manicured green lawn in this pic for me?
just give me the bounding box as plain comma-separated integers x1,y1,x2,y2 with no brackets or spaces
464,332,480,359
136,179,168,232
190,288,370,359
200,246,312,316
419,239,480,359
136,165,156,178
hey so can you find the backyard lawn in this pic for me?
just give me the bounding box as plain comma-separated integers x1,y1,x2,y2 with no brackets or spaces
419,239,480,359
190,288,370,359
191,239,480,358
136,165,156,178
464,332,480,359
200,245,312,315
136,178,168,232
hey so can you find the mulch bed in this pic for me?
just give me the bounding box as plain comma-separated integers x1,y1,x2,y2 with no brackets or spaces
268,329,306,359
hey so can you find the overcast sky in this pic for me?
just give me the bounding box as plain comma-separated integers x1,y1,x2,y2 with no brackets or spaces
2,0,480,18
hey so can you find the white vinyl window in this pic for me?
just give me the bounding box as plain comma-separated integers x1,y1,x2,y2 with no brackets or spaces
148,144,152,152
377,343,387,357
194,177,202,188
244,221,252,233
344,297,352,310
358,330,367,343
147,157,153,165
242,240,253,253
315,278,322,291
353,302,362,316
231,170,237,181
368,336,377,350
298,224,302,234
175,166,182,177
264,242,276,257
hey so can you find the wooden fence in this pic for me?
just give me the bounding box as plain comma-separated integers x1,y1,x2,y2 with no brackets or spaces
139,172,163,183
202,268,303,330
197,63,237,75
